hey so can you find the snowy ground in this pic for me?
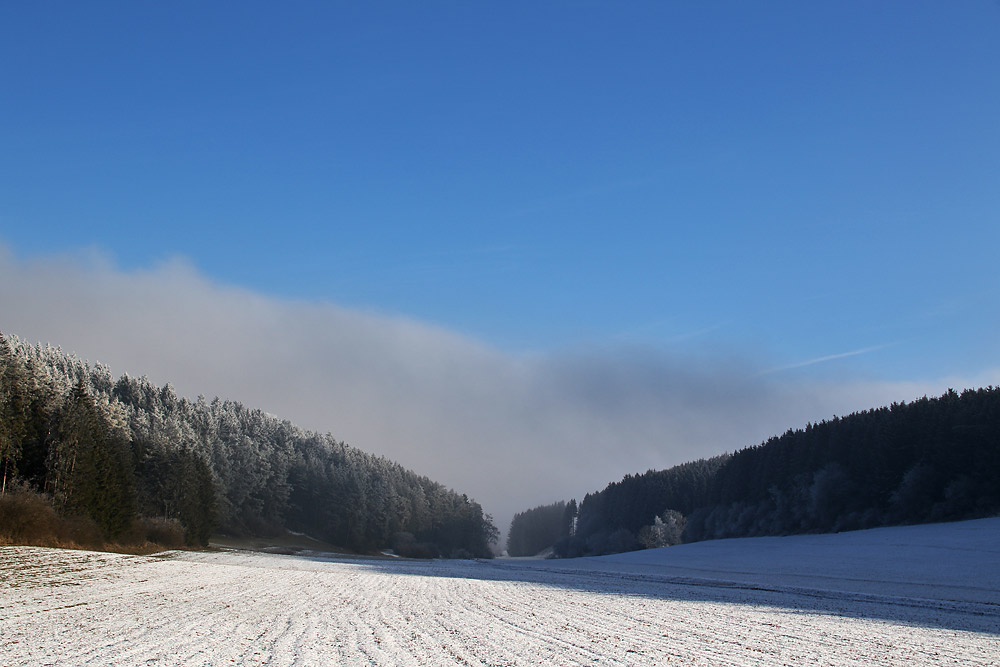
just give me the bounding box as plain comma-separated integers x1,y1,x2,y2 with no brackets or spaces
2,519,998,666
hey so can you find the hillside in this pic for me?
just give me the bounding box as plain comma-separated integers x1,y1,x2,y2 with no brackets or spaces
547,387,1000,557
554,517,1000,608
0,331,497,557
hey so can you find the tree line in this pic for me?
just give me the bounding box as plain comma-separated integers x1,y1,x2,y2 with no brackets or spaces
505,499,575,556
0,331,497,557
511,386,1000,557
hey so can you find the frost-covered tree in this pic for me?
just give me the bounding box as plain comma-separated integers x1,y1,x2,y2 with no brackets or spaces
638,510,686,549
0,330,499,554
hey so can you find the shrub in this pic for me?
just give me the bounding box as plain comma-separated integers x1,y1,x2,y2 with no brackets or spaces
57,515,104,550
0,484,61,546
135,517,186,548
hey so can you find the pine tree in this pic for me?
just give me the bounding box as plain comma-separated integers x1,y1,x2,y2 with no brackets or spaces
45,379,136,539
0,336,29,495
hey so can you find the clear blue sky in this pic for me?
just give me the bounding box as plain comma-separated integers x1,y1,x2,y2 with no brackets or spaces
2,1,999,381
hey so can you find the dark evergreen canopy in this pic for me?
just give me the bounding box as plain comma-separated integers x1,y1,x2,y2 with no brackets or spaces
544,387,1000,557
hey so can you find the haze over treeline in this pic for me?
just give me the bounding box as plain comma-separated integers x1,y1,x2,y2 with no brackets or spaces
6,249,998,539
0,331,497,557
4,323,998,561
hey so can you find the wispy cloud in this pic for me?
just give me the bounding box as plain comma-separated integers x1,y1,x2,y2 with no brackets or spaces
760,343,899,376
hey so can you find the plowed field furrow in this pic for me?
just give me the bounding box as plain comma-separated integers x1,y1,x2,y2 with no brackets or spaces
1,546,998,666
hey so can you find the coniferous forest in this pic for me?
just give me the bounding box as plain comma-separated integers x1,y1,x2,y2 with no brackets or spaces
0,331,498,557
527,388,1000,558
505,500,575,557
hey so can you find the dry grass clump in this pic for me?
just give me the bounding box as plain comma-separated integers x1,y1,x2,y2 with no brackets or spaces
0,484,190,555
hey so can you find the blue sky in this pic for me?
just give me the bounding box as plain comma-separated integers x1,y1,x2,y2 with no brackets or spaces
2,2,999,524
3,2,999,374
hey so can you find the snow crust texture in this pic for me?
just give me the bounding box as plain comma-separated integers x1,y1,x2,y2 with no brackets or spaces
2,519,999,666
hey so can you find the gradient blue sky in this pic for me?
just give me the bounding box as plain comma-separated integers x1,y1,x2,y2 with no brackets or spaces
4,1,999,378
2,3,1000,525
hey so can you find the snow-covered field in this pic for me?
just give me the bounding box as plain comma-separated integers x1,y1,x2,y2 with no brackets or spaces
2,519,998,666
